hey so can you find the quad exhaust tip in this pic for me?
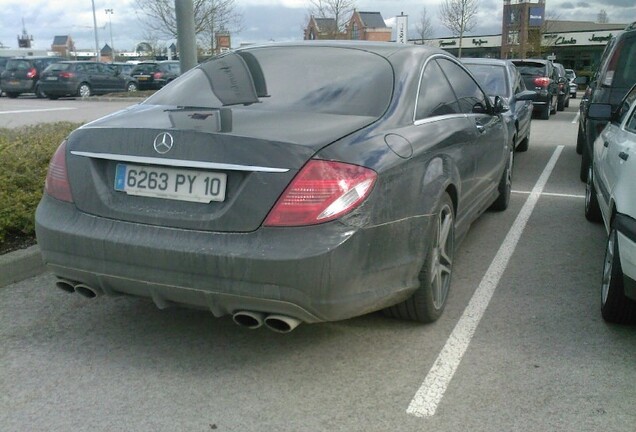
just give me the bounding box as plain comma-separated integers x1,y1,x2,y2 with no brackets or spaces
54,279,103,298
233,311,302,333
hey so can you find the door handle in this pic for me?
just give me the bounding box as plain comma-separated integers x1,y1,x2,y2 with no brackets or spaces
619,152,629,161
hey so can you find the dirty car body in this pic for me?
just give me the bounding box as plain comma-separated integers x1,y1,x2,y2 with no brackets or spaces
36,42,510,330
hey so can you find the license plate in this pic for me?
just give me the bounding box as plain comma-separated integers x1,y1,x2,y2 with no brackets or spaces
114,164,227,203
8,80,19,85
137,76,148,80
46,76,58,81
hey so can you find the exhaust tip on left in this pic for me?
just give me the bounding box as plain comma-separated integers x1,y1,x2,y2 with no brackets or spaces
232,311,265,329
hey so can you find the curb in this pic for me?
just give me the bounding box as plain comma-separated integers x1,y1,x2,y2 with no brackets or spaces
0,245,46,288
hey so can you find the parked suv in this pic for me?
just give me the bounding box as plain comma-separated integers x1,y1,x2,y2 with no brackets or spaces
511,59,559,120
39,61,136,98
553,62,570,110
130,60,181,90
0,56,64,98
578,21,636,181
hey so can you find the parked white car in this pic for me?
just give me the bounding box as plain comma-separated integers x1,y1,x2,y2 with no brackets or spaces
565,68,577,98
585,84,636,323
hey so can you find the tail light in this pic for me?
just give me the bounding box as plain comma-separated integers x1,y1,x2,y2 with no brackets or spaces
44,140,73,203
26,67,37,79
533,77,550,88
59,72,75,79
264,160,377,227
153,72,164,79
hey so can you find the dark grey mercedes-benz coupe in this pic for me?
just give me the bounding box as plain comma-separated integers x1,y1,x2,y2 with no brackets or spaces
35,42,511,332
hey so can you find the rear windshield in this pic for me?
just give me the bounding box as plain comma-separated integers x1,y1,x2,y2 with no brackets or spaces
144,46,394,118
132,64,157,74
6,59,31,71
464,64,509,98
514,62,547,77
46,63,71,72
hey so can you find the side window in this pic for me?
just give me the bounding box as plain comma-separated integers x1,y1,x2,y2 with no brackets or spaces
437,58,488,114
415,60,460,120
626,107,636,133
85,63,99,74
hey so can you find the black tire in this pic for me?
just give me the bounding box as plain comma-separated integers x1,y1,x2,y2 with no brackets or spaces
384,193,455,323
601,227,636,324
490,147,513,212
576,125,584,155
550,97,557,114
580,144,590,182
565,96,570,108
35,84,46,99
77,83,91,98
584,163,602,222
517,129,529,152
540,104,550,120
6,92,19,99
557,97,564,111
126,81,138,92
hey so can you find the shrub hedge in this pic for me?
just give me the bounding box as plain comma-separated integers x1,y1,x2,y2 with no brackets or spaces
0,122,82,243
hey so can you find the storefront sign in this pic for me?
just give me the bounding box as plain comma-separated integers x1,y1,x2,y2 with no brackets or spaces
472,39,488,46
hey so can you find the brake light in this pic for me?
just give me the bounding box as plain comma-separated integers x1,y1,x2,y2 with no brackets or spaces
263,160,377,226
59,71,75,79
44,140,73,203
533,77,550,88
26,67,37,79
153,72,164,79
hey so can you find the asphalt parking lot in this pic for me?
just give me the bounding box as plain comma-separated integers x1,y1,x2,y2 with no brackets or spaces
1,96,635,432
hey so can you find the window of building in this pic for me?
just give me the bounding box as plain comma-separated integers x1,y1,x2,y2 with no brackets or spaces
352,23,359,40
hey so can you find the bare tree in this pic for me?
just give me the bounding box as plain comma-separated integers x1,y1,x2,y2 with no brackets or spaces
597,9,609,24
439,0,479,58
415,7,434,44
308,0,356,33
135,0,243,51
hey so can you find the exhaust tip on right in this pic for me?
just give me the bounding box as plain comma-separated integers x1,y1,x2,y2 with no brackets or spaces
264,315,301,333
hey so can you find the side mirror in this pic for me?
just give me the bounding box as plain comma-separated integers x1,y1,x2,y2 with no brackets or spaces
488,95,508,114
587,103,612,121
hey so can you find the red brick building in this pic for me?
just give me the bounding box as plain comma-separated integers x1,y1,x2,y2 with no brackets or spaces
304,10,391,42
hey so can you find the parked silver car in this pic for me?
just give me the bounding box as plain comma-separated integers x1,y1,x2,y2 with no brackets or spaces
585,83,636,323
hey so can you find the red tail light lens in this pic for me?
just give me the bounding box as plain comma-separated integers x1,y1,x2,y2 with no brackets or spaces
264,160,377,227
45,140,73,203
533,77,550,88
26,67,37,79
59,71,75,79
153,72,164,79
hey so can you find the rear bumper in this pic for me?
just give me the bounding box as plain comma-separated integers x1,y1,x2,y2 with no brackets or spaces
40,82,77,96
35,195,431,323
1,80,34,93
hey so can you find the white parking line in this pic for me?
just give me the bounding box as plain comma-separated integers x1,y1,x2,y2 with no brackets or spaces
406,146,565,418
572,112,580,124
0,107,76,115
512,190,585,199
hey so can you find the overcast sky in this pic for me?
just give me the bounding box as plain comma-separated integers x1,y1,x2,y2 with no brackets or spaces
0,0,633,52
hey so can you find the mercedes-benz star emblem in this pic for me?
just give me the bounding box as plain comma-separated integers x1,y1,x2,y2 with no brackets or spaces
153,132,174,154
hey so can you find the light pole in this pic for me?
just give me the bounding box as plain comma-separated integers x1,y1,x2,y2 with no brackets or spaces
105,8,114,61
91,0,100,61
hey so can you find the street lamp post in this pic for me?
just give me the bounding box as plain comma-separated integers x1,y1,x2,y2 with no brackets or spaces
105,8,114,61
91,0,100,61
